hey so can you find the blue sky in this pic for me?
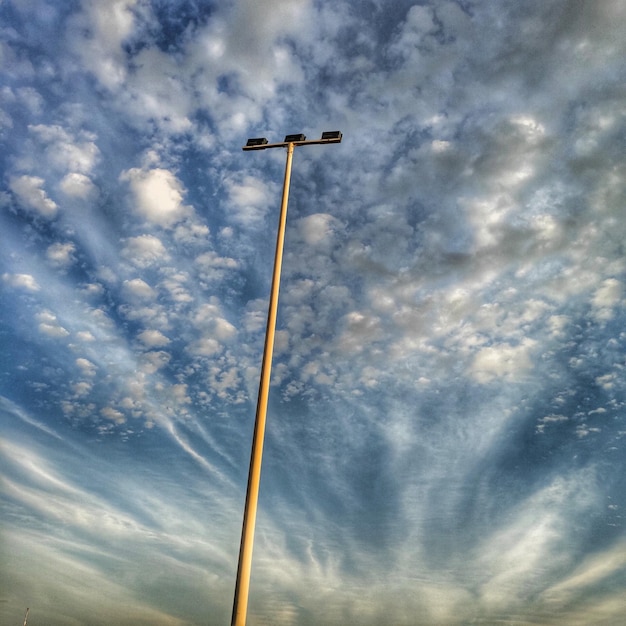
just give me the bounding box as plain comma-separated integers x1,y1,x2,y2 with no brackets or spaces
1,1,625,624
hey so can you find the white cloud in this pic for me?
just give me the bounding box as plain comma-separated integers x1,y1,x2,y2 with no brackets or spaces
29,124,100,174
76,358,97,377
137,329,170,348
190,337,221,357
595,374,615,391
536,414,569,434
2,272,40,291
337,311,383,356
224,174,275,224
72,381,93,397
46,242,76,269
16,86,43,114
121,235,169,268
576,424,601,438
541,540,626,604
195,251,239,281
9,175,58,217
469,339,537,384
140,350,171,374
39,323,70,338
181,0,308,131
431,139,451,153
121,167,192,228
173,221,210,246
122,278,156,301
101,406,126,424
80,283,105,298
36,310,70,338
113,46,194,135
171,383,191,405
243,299,268,334
160,273,193,304
66,0,137,90
60,172,97,198
118,303,168,326
213,317,237,342
296,213,341,246
547,315,570,339
76,331,96,342
188,301,236,355
475,472,600,610
208,363,244,402
591,278,622,321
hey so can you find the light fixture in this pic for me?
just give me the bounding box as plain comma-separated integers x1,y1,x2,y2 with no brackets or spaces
321,131,342,141
243,132,342,150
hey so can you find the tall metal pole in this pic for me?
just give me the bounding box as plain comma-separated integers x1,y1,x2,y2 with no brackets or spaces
231,143,295,626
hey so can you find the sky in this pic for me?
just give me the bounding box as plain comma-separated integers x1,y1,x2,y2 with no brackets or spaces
1,1,625,624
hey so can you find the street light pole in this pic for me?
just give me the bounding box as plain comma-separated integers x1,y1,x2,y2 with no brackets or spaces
231,132,342,626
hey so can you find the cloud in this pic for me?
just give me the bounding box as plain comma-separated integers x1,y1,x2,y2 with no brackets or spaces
195,250,239,282
76,331,95,342
296,213,342,246
160,272,193,304
536,414,569,434
37,310,70,338
185,301,237,359
46,242,76,269
121,234,169,267
193,303,237,340
2,272,40,291
72,381,92,397
223,174,276,224
140,350,171,374
9,175,58,217
190,337,221,357
121,167,193,228
101,406,126,424
469,339,537,384
591,278,623,321
173,221,210,246
541,540,626,605
60,172,97,198
110,46,195,135
75,357,97,376
337,310,383,356
122,278,157,301
29,124,100,174
471,470,604,613
66,0,137,90
137,329,171,348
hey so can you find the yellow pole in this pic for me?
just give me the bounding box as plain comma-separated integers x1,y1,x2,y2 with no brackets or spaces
231,143,295,626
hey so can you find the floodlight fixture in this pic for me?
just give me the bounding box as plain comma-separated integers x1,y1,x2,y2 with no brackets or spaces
321,130,342,141
243,131,342,150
